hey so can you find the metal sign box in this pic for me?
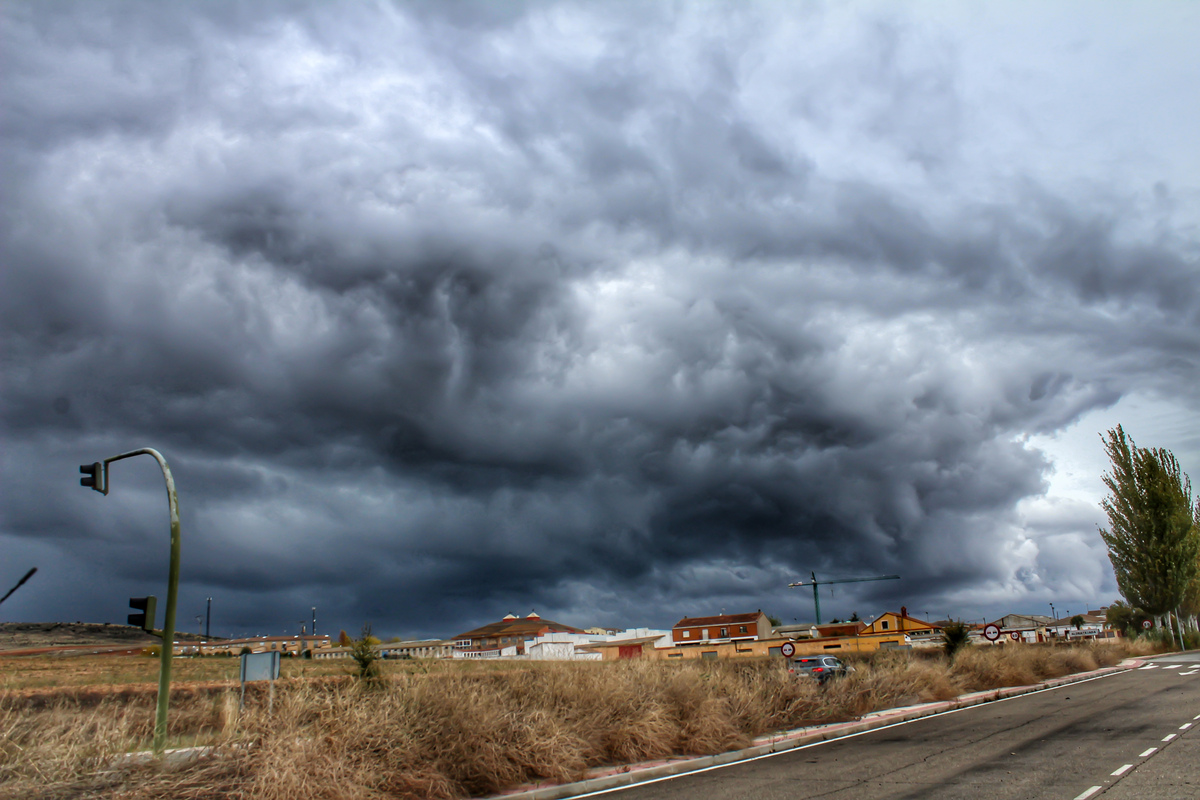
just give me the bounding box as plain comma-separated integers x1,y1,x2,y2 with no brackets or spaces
240,650,281,683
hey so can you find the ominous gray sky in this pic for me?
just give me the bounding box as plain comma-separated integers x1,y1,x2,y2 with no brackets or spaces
2,1,1198,639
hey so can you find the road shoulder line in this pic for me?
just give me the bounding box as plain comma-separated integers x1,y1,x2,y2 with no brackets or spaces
488,661,1140,800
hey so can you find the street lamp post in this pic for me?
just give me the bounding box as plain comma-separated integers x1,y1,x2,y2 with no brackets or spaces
80,448,181,755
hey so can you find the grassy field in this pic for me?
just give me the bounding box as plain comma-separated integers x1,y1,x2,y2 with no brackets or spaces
0,642,1155,800
0,652,359,692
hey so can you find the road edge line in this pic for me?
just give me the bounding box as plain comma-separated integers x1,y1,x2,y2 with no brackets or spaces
487,663,1136,800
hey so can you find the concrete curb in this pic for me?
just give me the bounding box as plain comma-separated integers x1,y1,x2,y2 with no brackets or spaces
107,744,219,769
488,660,1142,800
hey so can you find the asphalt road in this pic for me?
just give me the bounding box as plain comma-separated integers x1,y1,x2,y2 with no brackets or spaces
587,653,1200,800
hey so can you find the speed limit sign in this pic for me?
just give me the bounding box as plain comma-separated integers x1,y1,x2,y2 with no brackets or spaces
780,641,796,657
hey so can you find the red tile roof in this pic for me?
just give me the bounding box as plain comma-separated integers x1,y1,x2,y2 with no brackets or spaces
674,611,764,628
453,616,585,641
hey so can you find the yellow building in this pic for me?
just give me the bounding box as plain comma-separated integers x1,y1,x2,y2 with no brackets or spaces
640,609,942,661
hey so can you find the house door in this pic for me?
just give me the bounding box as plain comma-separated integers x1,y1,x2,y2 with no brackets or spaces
618,645,641,660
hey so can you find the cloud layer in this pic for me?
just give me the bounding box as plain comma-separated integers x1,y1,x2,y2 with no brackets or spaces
2,2,1198,637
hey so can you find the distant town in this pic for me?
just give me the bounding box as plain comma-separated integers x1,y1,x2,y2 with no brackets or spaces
167,606,1121,662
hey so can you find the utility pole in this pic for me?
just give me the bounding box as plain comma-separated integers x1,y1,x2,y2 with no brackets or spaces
205,596,211,639
312,606,317,637
0,567,37,607
788,573,900,625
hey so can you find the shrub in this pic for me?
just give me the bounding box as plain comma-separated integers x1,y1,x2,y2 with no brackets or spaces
941,621,972,660
349,624,382,681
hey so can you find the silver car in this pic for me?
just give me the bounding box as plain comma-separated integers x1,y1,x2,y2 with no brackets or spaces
787,655,852,684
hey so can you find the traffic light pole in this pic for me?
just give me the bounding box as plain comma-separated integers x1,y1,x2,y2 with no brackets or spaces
81,448,180,755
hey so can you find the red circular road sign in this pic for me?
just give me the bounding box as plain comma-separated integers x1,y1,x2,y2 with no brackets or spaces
983,623,1001,641
1142,619,1152,629
781,641,796,657
1010,630,1020,641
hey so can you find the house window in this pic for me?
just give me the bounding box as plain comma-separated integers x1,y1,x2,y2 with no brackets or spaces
739,626,748,634
881,621,889,630
701,651,719,660
702,629,709,639
682,630,690,638
720,627,728,638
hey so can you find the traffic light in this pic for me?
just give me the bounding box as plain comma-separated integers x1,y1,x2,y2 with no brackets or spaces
80,462,106,494
129,596,157,632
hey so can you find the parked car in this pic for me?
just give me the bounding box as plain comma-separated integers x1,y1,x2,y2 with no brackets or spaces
788,655,853,684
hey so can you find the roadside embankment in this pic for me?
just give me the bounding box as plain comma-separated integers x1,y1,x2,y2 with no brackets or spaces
0,642,1155,800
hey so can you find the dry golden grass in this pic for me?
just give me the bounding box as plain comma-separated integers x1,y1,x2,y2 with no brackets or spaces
0,643,1145,800
0,653,364,692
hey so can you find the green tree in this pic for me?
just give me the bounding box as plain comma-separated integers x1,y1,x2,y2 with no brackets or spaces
1099,426,1200,647
1105,601,1149,638
1070,615,1084,631
350,623,382,681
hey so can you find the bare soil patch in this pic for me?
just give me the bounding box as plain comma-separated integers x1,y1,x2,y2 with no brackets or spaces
0,622,210,653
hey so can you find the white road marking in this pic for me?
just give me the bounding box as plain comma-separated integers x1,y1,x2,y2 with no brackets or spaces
1073,786,1103,800
569,670,1133,800
1179,670,1198,676
1162,733,1177,742
1181,723,1193,730
1139,747,1157,757
1138,664,1159,670
1111,764,1133,776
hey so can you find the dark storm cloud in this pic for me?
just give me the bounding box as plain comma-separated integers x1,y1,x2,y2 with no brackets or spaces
2,2,1197,637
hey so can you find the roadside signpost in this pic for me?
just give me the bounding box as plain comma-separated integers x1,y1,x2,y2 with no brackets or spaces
983,623,1001,642
1142,619,1152,630
240,650,281,711
781,641,796,658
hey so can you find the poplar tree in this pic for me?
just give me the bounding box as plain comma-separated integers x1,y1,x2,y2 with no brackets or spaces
1098,426,1200,635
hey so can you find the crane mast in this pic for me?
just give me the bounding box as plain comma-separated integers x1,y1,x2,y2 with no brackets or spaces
787,572,900,624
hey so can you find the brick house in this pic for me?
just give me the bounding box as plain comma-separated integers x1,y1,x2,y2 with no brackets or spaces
858,607,942,646
671,611,771,646
451,612,586,658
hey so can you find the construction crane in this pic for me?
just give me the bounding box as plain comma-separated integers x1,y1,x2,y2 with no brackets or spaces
788,572,899,625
